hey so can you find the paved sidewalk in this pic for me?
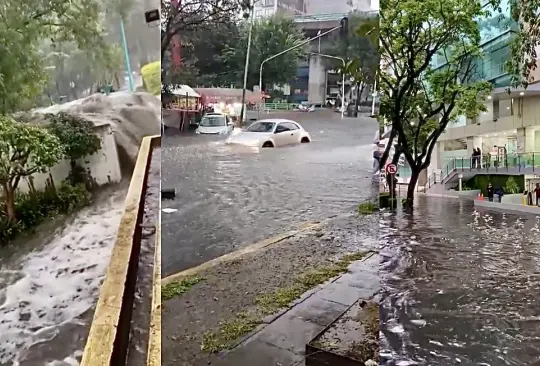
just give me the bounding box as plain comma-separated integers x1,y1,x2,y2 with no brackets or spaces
212,253,380,366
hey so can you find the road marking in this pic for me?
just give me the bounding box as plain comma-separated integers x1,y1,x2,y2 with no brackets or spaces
161,221,323,286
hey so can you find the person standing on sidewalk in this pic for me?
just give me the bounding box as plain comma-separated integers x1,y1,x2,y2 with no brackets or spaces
535,183,540,206
487,183,494,202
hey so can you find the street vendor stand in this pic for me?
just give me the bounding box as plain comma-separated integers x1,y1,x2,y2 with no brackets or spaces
162,85,202,131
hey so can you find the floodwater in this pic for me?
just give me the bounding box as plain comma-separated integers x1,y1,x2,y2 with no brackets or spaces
0,189,125,366
380,197,540,365
161,111,378,276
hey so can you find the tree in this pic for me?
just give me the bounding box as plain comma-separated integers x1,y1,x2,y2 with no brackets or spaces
161,0,249,62
0,117,64,222
379,0,494,207
330,13,380,108
0,0,110,113
221,16,307,91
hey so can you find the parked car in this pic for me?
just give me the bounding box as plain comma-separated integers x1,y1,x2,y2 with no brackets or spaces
226,119,311,148
195,113,234,135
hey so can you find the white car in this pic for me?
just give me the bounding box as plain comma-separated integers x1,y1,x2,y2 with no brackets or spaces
226,119,311,148
196,113,234,135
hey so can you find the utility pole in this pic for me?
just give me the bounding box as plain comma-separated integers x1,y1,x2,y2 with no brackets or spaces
239,1,255,127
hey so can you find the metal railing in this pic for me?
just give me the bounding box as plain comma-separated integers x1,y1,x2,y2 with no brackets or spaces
440,152,540,183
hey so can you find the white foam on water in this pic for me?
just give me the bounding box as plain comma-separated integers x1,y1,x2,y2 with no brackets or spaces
0,193,124,365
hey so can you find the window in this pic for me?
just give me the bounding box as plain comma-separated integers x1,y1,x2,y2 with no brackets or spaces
275,124,291,133
264,0,274,6
200,116,226,127
282,122,299,130
246,122,275,132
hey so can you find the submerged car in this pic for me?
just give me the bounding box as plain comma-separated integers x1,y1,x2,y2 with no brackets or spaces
196,113,234,135
226,119,311,148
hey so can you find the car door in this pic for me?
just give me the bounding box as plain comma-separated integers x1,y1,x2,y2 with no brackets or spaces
273,123,292,146
283,122,301,143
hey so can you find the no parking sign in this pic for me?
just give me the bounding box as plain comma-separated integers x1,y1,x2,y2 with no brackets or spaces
385,164,397,175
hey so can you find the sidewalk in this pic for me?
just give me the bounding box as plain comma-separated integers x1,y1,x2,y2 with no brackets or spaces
212,253,379,366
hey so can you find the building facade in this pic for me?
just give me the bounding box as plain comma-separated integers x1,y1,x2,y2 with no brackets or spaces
427,1,540,180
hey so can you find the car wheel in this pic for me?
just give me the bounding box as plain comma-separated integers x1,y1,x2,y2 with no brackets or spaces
262,141,274,148
300,137,310,143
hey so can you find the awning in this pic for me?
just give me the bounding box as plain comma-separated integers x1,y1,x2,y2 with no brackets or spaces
170,85,200,98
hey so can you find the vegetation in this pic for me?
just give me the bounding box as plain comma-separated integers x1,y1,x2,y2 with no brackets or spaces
378,0,540,208
465,175,524,195
200,252,370,353
358,201,377,215
330,13,380,109
0,114,102,244
141,62,162,95
162,275,205,301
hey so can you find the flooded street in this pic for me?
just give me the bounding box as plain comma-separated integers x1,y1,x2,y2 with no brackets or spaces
380,197,540,365
161,111,377,276
0,190,126,366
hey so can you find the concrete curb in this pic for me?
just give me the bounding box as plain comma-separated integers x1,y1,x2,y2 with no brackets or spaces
474,199,540,216
161,221,323,286
80,135,160,366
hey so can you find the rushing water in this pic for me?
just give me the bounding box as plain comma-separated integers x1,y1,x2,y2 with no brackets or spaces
380,197,540,365
0,92,161,365
0,191,125,366
161,111,378,276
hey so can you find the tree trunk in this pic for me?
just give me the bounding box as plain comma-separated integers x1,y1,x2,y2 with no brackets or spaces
406,169,420,208
2,183,16,222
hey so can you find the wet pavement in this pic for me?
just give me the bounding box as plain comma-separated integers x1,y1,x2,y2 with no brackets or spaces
126,148,160,366
161,111,377,277
214,253,379,366
380,196,540,365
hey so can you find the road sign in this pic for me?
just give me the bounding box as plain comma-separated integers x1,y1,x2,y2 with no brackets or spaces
385,163,397,174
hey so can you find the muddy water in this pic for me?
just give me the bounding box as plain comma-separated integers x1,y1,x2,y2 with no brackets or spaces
126,148,160,366
0,189,126,366
161,111,378,276
380,197,540,365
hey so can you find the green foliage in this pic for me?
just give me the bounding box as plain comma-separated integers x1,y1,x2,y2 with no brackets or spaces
46,113,101,161
220,15,307,90
141,61,161,95
0,0,110,112
0,180,90,245
357,201,377,215
466,174,524,195
0,116,64,188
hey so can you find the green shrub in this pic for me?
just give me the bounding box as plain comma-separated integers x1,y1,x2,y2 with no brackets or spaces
504,176,520,194
357,201,377,215
141,61,161,96
0,181,91,245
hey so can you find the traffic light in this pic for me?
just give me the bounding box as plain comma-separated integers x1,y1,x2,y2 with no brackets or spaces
145,9,160,24
340,17,349,37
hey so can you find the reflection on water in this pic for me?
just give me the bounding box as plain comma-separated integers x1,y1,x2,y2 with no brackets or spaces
161,113,378,276
0,192,125,366
381,197,540,365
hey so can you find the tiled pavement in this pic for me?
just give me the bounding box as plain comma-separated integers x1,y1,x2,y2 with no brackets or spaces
213,253,380,366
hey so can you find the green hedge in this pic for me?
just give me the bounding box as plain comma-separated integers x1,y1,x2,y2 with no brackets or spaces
140,61,161,96
0,181,90,245
465,174,524,195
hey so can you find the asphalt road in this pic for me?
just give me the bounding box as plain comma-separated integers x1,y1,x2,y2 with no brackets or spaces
161,111,377,277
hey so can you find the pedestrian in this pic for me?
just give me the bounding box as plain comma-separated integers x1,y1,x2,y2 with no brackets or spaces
471,149,477,168
535,183,540,206
486,183,494,202
495,186,504,203
476,147,482,168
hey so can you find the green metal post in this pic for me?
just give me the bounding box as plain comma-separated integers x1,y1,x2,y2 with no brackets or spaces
119,18,135,92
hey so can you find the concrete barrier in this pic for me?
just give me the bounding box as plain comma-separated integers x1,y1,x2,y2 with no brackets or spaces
474,199,540,216
80,135,160,366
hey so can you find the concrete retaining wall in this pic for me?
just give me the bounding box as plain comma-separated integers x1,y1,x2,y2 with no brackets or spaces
80,135,160,366
20,123,121,192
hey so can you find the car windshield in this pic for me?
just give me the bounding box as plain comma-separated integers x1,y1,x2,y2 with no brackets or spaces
200,116,226,127
246,122,275,132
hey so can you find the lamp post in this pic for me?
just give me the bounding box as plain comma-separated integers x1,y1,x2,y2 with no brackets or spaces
239,1,256,127
119,17,135,92
310,53,345,119
258,23,344,118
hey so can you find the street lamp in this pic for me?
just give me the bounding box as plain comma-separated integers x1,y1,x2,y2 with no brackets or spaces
311,53,345,119
239,0,256,127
